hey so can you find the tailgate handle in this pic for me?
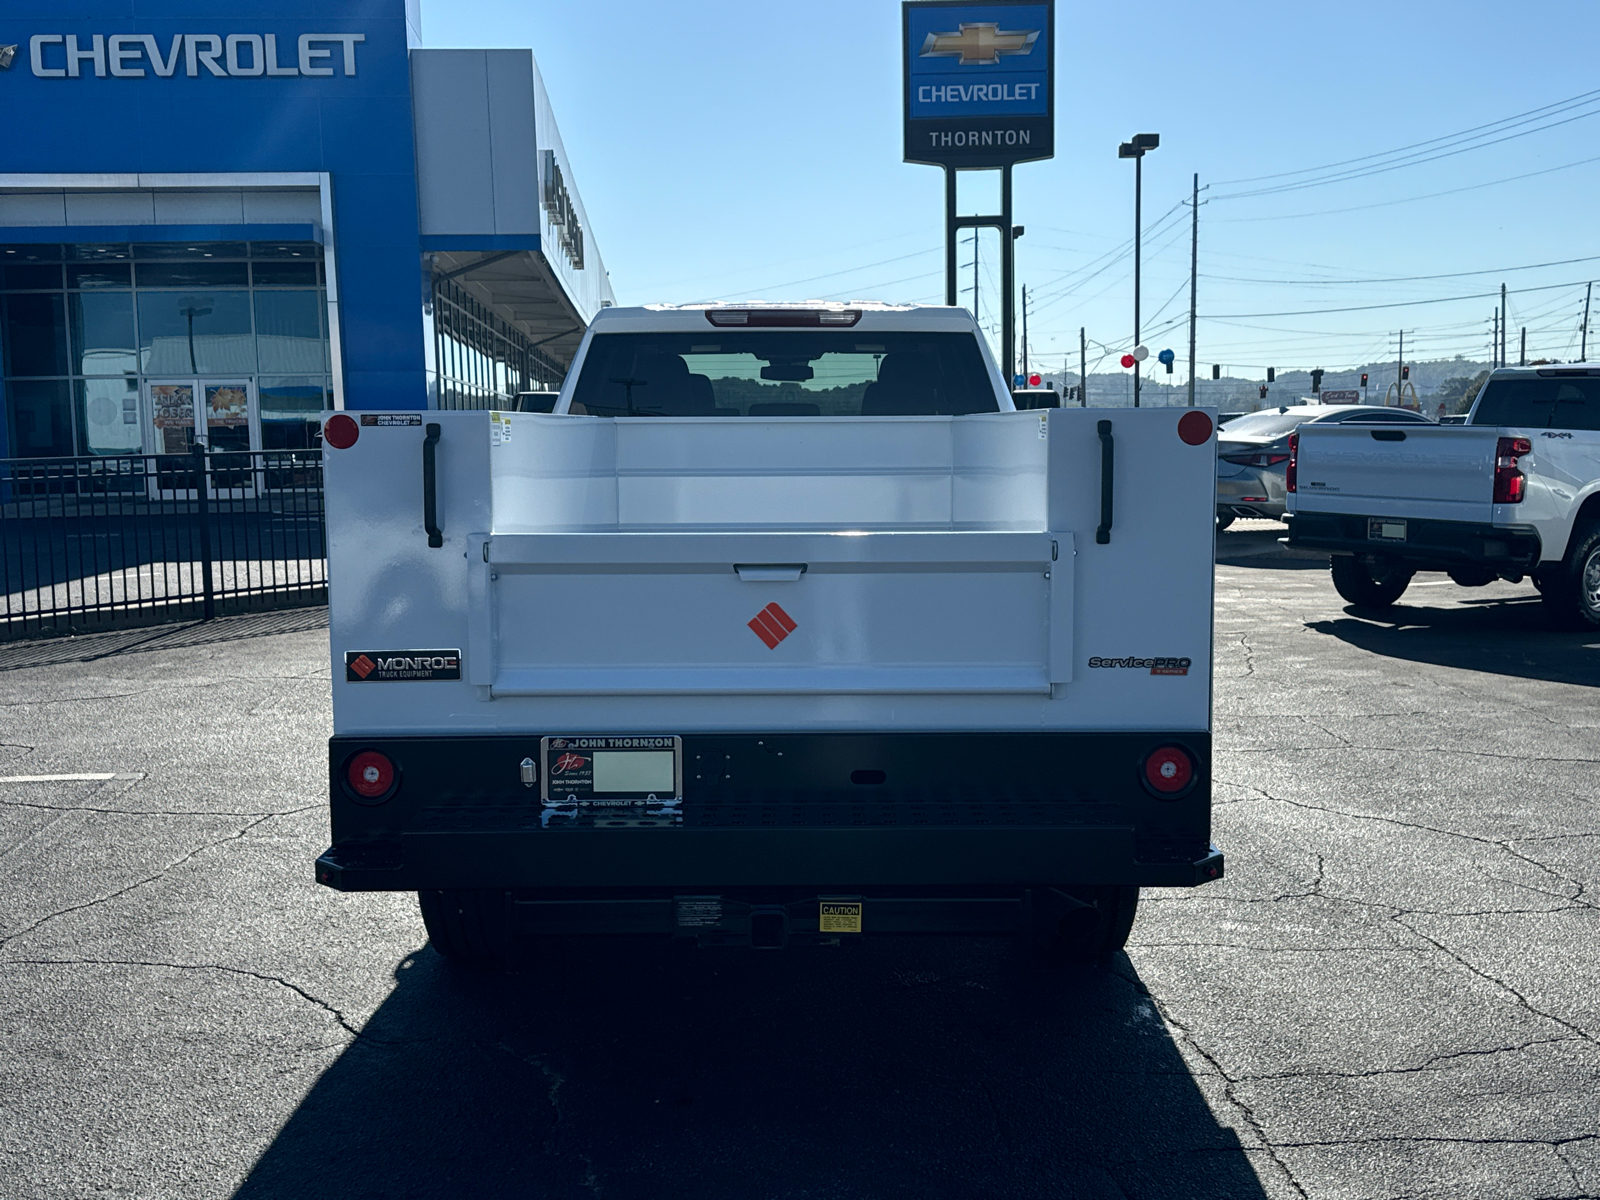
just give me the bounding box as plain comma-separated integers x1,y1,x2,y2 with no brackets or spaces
423,422,443,548
1370,429,1407,442
1096,419,1114,545
735,563,807,582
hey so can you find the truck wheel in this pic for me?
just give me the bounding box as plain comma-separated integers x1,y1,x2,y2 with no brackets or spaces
418,889,518,966
1330,555,1414,607
1216,513,1235,532
1542,522,1600,629
1030,886,1140,965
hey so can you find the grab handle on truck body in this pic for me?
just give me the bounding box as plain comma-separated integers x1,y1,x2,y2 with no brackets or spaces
423,423,443,548
1096,420,1114,545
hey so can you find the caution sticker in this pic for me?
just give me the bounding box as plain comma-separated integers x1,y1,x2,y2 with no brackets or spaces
490,410,512,446
819,900,863,934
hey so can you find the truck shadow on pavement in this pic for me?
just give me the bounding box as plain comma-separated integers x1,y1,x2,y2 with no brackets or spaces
1309,596,1600,687
233,937,1269,1200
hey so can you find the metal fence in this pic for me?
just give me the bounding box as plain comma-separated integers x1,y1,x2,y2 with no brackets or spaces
1,448,326,642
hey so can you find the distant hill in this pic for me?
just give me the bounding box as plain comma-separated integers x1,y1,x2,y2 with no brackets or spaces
1030,356,1500,413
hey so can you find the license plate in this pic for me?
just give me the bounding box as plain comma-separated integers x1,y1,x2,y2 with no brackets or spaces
1368,518,1407,542
541,736,682,806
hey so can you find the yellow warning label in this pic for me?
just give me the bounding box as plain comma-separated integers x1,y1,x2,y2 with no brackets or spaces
819,900,863,934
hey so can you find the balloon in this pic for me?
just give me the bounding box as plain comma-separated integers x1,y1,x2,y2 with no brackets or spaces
1133,345,1149,362
1120,354,1135,369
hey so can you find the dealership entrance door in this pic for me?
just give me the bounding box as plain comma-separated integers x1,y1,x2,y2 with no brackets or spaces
146,379,257,498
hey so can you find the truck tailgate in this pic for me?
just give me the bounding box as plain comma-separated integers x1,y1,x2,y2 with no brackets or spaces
1292,424,1498,523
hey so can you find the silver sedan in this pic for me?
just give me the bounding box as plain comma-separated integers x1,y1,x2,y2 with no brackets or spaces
1216,404,1433,527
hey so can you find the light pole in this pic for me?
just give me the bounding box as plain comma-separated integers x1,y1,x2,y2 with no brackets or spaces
1118,133,1159,407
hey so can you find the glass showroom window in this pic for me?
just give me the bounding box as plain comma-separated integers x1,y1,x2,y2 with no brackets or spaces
0,241,332,459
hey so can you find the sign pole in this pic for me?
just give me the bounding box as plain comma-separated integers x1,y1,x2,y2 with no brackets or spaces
944,167,958,306
1001,163,1015,384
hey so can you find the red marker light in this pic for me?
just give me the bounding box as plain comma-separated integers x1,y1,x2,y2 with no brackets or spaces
1143,745,1195,796
1177,411,1213,445
324,414,359,449
346,750,395,800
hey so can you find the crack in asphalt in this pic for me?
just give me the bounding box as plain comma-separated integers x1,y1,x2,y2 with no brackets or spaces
1393,918,1598,1047
1231,1034,1587,1083
497,1042,604,1197
1212,779,1600,914
0,955,364,1037
0,798,320,819
0,813,277,950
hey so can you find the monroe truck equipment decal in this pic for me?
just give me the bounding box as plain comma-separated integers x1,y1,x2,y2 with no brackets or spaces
748,602,797,649
344,650,461,682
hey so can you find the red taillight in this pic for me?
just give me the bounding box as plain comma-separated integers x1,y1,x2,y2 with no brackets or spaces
346,750,395,800
1493,436,1532,503
1143,745,1196,796
1286,432,1298,493
1220,452,1290,468
323,414,359,449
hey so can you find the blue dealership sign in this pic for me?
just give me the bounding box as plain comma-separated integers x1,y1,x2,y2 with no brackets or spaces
903,0,1054,167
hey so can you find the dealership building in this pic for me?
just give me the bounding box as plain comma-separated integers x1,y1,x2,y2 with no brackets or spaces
0,0,612,460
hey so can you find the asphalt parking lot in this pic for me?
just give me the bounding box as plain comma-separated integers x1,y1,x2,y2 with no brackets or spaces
2,521,1597,1200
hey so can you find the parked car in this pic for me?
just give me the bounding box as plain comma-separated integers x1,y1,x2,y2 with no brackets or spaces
1216,404,1433,528
1286,365,1600,625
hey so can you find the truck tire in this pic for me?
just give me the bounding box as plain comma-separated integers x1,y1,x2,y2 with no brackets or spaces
1030,885,1140,965
1216,513,1235,532
418,889,517,966
1541,522,1600,629
1330,555,1414,608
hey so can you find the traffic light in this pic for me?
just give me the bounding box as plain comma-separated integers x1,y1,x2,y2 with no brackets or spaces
1361,372,1369,388
1266,367,1275,383
1259,384,1268,399
1402,365,1410,381
1212,364,1220,379
1310,368,1325,394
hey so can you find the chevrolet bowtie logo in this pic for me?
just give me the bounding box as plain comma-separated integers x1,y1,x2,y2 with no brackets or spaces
920,23,1039,66
0,45,16,70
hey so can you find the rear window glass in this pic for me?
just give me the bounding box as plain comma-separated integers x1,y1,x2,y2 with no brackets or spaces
1471,376,1600,431
568,332,998,417
1217,410,1313,438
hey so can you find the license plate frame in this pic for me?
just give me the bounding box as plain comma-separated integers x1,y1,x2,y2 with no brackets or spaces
1368,518,1407,543
540,736,683,807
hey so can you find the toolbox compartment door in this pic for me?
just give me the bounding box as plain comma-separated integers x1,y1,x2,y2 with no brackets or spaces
475,530,1069,695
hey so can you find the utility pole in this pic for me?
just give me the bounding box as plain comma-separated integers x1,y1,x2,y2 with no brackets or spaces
1493,308,1500,369
1021,284,1029,379
971,232,979,324
1583,282,1592,361
1079,327,1088,407
1396,330,1404,406
1501,282,1507,368
1187,171,1198,408
1520,326,1526,367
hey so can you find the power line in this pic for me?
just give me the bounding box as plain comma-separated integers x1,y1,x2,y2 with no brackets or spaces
1213,152,1600,224
1204,279,1588,320
1211,87,1600,194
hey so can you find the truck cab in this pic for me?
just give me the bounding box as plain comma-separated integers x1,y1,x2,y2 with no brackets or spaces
316,302,1223,963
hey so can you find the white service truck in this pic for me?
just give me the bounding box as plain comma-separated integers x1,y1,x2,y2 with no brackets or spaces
315,303,1223,964
1285,364,1600,626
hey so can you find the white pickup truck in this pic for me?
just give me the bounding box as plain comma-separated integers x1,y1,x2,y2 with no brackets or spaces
1285,365,1600,626
314,302,1223,965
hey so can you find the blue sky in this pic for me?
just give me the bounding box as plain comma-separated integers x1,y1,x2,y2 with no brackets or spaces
426,0,1600,384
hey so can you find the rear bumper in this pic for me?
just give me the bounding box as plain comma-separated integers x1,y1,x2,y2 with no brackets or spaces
317,731,1219,895
315,830,1225,891
1285,511,1541,571
1216,469,1287,519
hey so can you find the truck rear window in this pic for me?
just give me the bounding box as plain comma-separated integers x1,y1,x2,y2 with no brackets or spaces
1472,377,1600,431
568,332,999,417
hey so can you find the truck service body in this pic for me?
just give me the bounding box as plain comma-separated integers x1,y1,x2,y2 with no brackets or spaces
1286,365,1600,625
317,303,1223,960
